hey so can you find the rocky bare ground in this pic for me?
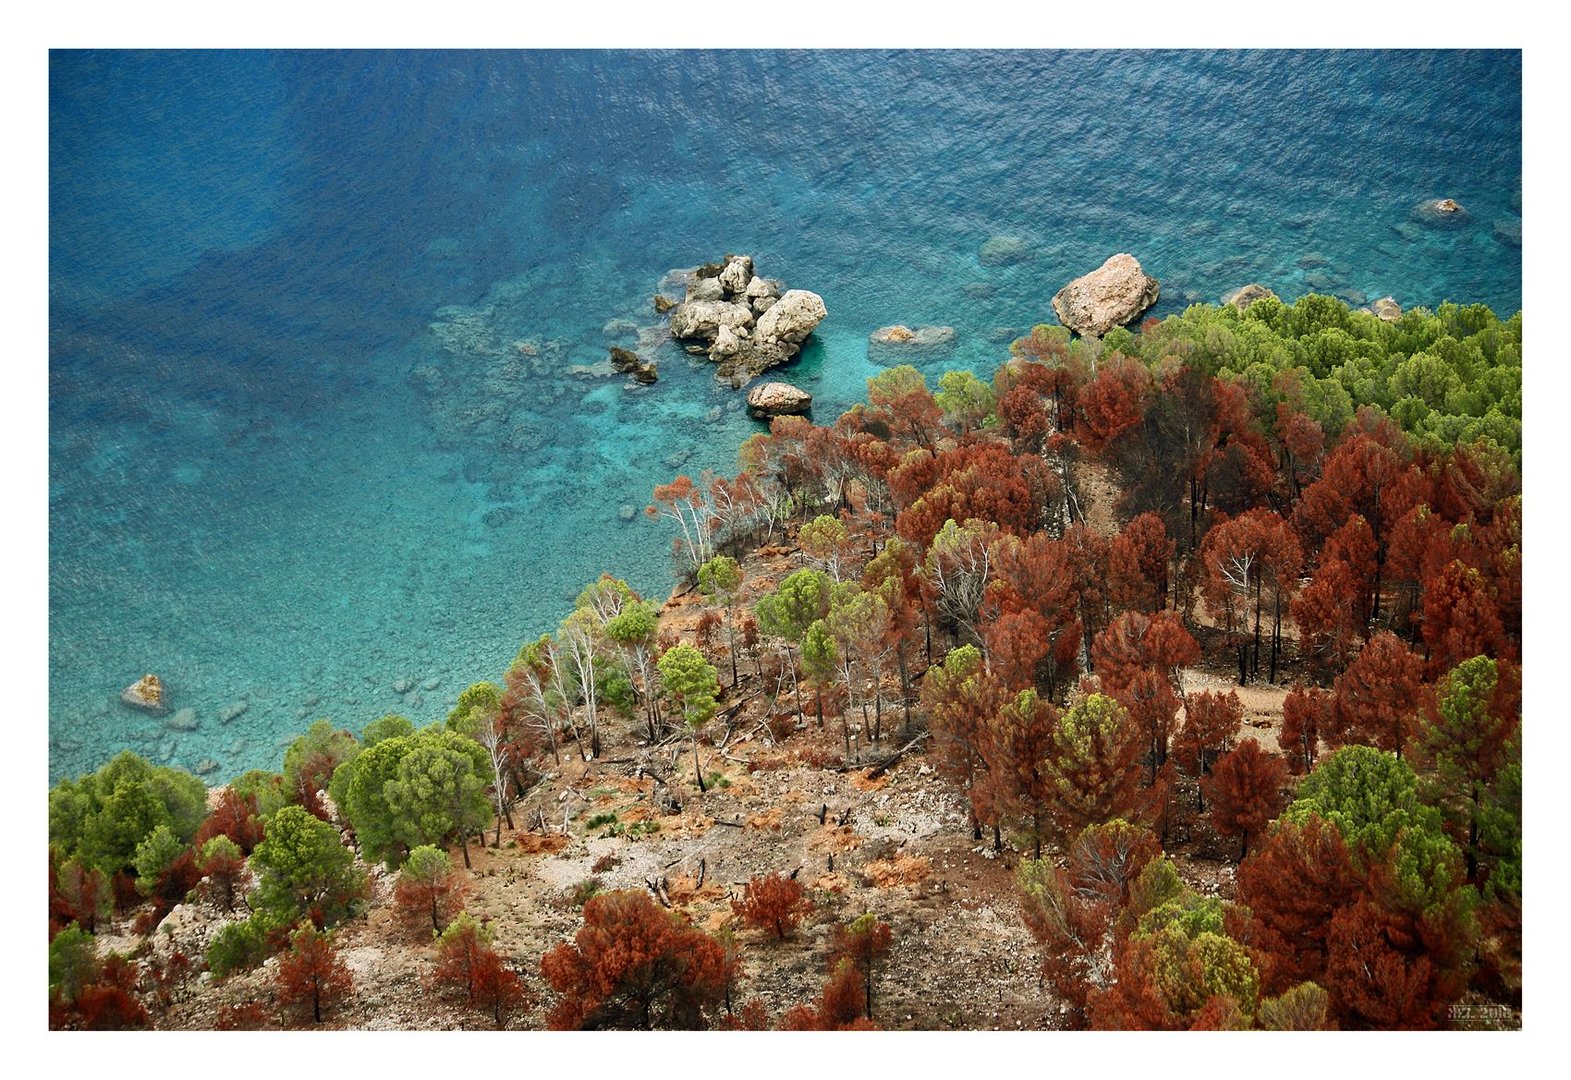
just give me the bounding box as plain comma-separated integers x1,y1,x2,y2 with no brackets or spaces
130,459,1317,1032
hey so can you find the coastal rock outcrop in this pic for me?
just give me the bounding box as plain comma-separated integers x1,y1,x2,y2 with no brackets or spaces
1051,253,1161,337
666,255,826,385
746,382,813,418
121,673,167,714
1221,283,1277,311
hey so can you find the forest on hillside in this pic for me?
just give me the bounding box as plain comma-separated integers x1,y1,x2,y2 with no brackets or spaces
49,294,1522,1031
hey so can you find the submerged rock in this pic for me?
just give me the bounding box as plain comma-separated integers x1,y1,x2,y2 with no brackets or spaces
1492,219,1522,248
979,234,1033,266
121,673,167,715
1051,253,1161,337
166,707,199,732
1221,284,1277,311
746,382,813,418
868,324,957,363
217,701,249,724
1411,197,1470,228
195,758,220,776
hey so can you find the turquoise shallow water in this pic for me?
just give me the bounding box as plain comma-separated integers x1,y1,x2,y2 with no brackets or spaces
48,50,1521,782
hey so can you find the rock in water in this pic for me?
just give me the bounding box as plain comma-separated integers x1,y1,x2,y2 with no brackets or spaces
755,290,827,350
746,382,813,417
609,346,658,384
867,325,957,364
1492,219,1522,248
1220,283,1277,311
195,758,220,776
669,299,754,341
121,673,167,714
665,256,825,383
166,708,200,732
1411,197,1470,228
872,324,917,344
1371,296,1403,322
717,254,754,296
1051,253,1161,337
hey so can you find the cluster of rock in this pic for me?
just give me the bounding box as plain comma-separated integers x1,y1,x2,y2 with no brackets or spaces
609,346,658,384
1051,253,1161,337
665,255,827,384
1221,280,1404,323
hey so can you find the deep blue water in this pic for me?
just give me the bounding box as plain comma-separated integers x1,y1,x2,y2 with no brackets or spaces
48,50,1522,782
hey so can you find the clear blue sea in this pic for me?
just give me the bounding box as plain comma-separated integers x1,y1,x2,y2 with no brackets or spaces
48,50,1522,782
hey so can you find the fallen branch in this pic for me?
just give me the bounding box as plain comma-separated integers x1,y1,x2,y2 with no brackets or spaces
857,732,931,780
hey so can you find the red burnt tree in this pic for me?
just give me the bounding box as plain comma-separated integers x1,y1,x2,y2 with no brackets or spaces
1422,559,1508,677
193,788,266,855
1174,690,1244,811
1202,738,1290,860
1109,512,1175,613
1017,820,1163,1027
471,949,532,1029
1331,631,1425,757
276,924,353,1026
731,872,812,939
778,959,878,1031
1233,816,1359,994
541,889,729,1030
985,688,1059,858
829,914,894,1020
1281,685,1333,774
